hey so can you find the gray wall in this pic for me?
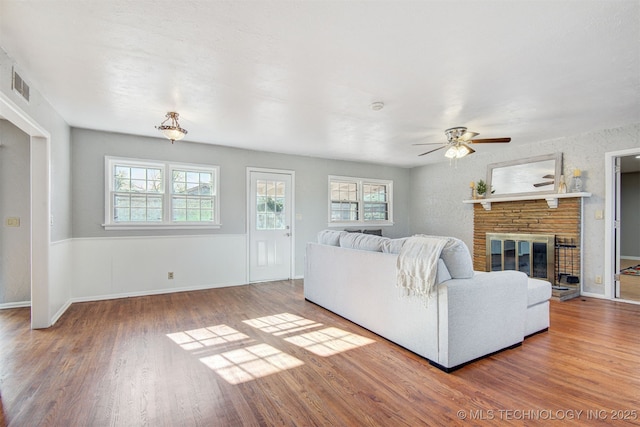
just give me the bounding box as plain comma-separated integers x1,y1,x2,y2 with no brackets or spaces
0,47,72,243
0,120,30,303
71,128,411,276
409,123,640,295
621,171,640,258
1,47,72,319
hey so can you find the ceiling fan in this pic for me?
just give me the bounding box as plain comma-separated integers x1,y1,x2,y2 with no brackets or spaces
415,127,511,158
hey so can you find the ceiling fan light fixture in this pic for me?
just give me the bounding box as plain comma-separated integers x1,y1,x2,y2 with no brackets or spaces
156,112,188,143
444,146,459,159
445,144,473,159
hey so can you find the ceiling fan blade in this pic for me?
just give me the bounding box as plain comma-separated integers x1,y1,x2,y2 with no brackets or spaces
411,142,444,146
542,174,555,179
461,143,476,155
418,145,447,157
460,131,479,141
469,137,511,144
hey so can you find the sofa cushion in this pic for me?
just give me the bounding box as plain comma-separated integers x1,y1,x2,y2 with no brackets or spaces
339,232,389,252
381,237,409,254
440,238,474,279
527,278,552,306
317,230,347,246
436,258,452,284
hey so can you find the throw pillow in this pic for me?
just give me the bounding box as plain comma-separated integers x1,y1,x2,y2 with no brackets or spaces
317,230,347,246
440,237,474,279
339,232,389,252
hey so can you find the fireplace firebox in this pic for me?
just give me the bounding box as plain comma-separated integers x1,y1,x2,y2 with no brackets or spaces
486,233,555,284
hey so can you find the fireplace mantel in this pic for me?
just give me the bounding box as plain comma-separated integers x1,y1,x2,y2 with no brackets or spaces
463,192,591,210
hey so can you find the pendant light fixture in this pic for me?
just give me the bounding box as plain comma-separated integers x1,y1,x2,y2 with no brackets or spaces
156,112,188,143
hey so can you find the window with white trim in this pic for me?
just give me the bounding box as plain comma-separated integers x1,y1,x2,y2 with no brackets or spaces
328,176,393,226
104,157,220,229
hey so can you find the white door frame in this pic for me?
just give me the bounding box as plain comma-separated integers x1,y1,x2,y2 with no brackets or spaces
246,167,295,282
604,147,640,300
0,92,51,328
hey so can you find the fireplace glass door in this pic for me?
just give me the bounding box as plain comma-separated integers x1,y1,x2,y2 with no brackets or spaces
487,233,555,284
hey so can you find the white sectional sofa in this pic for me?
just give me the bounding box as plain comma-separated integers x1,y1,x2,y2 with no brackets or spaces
304,230,551,372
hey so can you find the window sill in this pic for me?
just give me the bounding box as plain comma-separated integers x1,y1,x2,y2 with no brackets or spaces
327,222,394,228
103,223,222,231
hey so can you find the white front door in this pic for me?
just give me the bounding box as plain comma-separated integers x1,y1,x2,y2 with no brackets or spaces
248,170,293,282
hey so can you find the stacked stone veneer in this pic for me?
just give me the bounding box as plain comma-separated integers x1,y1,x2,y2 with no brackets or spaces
472,198,582,284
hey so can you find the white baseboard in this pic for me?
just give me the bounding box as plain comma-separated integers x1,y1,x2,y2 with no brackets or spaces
0,301,31,310
580,291,608,300
70,281,247,304
621,256,640,261
50,299,73,325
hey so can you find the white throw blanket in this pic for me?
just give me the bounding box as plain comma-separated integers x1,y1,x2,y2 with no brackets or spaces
397,235,449,301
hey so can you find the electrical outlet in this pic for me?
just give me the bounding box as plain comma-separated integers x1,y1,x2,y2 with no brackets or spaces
595,275,602,284
168,272,174,280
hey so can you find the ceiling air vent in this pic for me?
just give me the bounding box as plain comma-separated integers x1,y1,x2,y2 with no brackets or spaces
12,67,30,103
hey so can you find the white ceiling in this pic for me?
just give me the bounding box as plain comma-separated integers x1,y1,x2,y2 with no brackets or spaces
1,0,638,167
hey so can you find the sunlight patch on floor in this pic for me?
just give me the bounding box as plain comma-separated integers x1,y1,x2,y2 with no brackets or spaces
284,327,375,357
200,343,304,385
166,324,252,351
167,315,374,385
243,312,322,336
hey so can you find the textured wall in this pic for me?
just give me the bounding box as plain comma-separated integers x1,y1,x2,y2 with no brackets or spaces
409,123,640,296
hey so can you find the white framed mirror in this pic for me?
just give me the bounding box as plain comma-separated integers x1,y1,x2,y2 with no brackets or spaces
487,153,562,197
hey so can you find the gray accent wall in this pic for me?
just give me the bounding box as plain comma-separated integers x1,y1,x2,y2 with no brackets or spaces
0,120,30,303
409,123,640,296
621,171,640,258
71,128,411,276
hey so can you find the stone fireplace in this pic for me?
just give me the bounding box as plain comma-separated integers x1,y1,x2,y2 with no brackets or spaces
470,197,583,300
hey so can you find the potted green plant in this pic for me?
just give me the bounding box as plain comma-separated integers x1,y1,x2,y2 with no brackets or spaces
475,179,488,198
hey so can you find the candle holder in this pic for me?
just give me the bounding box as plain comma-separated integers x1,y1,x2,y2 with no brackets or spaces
557,175,567,194
572,176,583,192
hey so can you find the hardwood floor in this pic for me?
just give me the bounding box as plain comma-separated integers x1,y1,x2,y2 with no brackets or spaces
1,280,639,426
620,258,640,301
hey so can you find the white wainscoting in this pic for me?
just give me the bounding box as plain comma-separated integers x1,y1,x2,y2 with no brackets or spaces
50,239,74,325
71,234,247,302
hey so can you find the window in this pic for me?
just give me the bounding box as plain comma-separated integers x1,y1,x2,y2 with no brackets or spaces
328,176,393,226
105,157,220,229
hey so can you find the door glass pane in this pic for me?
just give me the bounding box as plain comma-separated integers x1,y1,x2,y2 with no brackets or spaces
256,179,286,230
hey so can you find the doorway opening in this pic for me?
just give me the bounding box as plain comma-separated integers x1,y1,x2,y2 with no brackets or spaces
605,148,640,303
0,92,51,328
